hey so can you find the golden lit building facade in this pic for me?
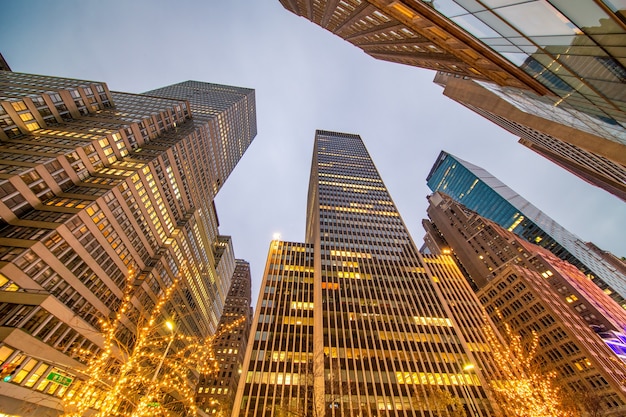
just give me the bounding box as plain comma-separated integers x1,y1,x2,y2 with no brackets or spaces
424,192,626,415
0,69,256,415
234,130,509,417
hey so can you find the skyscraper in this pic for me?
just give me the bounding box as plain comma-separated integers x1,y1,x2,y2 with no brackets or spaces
197,259,253,416
0,69,256,415
426,150,626,307
433,72,626,202
233,130,509,417
279,1,626,196
280,0,625,131
423,192,626,414
278,0,543,90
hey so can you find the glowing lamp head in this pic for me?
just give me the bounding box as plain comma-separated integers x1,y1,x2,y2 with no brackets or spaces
272,233,281,241
165,321,175,331
463,363,475,371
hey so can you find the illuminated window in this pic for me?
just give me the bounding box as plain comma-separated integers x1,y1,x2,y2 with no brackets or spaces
291,302,314,310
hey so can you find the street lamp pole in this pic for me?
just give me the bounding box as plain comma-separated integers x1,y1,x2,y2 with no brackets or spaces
460,364,480,417
151,320,175,383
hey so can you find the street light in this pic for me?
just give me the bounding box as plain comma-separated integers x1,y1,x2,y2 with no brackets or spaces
459,363,479,417
151,319,176,383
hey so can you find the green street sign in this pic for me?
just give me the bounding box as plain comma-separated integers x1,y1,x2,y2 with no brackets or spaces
46,371,73,387
147,402,160,407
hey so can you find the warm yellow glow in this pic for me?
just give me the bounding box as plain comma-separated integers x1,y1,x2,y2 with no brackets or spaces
291,301,314,310
321,282,339,290
60,267,246,417
507,215,525,231
413,316,453,327
320,204,399,217
284,265,314,273
395,371,478,386
330,250,371,259
391,1,416,18
463,364,475,372
482,316,572,416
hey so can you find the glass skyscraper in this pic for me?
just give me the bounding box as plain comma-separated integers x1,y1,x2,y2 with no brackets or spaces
233,130,509,417
432,72,626,202
280,0,625,131
426,150,626,308
279,0,626,199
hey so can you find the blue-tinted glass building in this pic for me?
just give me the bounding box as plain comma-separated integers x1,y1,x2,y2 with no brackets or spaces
426,150,626,308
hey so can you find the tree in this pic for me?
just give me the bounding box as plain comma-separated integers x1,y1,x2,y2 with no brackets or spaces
61,269,244,417
561,387,607,417
412,386,465,417
483,319,575,417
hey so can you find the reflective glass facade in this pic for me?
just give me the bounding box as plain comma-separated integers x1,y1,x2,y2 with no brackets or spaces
426,151,626,307
428,0,626,128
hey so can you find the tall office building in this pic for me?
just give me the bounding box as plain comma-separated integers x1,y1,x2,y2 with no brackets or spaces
423,192,626,414
233,130,512,417
433,72,626,202
279,1,626,195
197,259,253,416
0,69,256,415
280,0,625,133
426,150,626,308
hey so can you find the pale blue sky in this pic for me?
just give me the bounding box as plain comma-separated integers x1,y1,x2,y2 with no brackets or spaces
2,0,624,303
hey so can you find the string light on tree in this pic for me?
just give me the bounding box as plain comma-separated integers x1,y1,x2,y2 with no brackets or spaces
482,315,575,417
61,268,245,417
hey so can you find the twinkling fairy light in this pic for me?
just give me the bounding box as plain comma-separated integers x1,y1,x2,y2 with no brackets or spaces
62,268,245,417
483,316,574,417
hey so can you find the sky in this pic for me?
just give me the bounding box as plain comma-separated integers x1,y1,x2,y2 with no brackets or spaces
1,0,625,305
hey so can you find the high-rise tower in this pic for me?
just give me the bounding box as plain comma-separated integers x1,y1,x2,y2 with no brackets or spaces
432,72,626,202
197,259,253,416
426,150,626,308
423,192,626,414
279,0,625,133
0,69,256,415
279,1,626,196
233,130,511,417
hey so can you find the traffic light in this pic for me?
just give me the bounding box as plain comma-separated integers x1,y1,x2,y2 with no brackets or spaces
1,363,18,382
